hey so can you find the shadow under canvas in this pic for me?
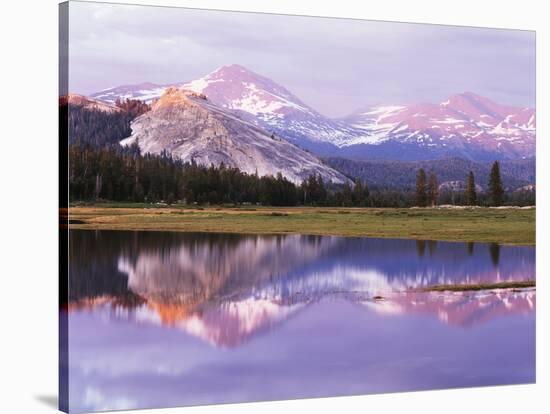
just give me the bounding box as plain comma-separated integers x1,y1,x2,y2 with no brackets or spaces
35,395,58,409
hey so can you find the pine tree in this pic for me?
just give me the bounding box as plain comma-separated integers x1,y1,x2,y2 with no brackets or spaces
488,161,504,206
466,170,477,206
428,171,438,207
341,182,353,207
300,178,308,205
94,173,102,200
353,179,367,206
416,168,427,207
317,175,327,205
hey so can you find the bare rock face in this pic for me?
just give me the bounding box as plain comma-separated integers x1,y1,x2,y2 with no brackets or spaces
121,88,347,184
96,65,536,162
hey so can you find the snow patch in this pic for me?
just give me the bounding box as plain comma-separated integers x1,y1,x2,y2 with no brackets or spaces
182,77,223,93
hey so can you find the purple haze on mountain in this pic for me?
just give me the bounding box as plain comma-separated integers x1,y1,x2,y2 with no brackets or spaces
91,64,535,161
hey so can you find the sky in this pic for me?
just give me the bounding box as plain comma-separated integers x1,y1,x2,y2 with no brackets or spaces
67,1,536,118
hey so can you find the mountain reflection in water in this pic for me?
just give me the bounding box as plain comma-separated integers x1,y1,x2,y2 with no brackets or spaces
67,230,535,347
65,230,535,413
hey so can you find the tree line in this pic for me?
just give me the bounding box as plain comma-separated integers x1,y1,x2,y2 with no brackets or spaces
69,143,372,206
69,144,534,207
415,161,514,207
64,98,534,207
325,156,535,192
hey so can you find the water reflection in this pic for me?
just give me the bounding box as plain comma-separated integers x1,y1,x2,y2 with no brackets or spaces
490,243,501,267
416,240,426,257
467,242,474,256
68,230,535,344
66,230,535,413
69,231,533,299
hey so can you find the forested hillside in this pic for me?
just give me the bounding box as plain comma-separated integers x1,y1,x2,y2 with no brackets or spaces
68,144,368,206
62,95,535,207
325,157,535,191
61,97,150,147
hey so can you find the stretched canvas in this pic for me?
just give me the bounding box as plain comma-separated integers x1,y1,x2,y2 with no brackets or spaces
59,1,536,413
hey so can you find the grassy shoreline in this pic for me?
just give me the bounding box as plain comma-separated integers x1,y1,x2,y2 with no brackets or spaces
420,280,535,292
65,205,535,245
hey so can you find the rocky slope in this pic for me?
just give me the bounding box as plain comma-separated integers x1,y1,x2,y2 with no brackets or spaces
93,65,536,162
94,65,357,154
120,88,347,184
178,64,358,153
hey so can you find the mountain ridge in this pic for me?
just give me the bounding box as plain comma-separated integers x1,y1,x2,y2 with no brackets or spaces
89,64,536,162
60,93,123,114
120,87,348,184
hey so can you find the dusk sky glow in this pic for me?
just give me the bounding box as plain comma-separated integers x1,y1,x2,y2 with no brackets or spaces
68,1,536,118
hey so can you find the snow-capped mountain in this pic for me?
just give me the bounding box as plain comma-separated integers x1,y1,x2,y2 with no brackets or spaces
90,82,180,103
179,64,359,152
91,65,359,154
120,87,347,184
90,65,536,162
344,92,535,161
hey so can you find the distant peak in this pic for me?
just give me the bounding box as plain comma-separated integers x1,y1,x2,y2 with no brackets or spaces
461,91,483,99
216,63,251,72
443,92,476,103
135,81,160,89
59,93,122,113
446,91,496,105
207,64,263,80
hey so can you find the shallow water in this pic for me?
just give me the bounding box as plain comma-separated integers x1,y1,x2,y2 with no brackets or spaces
64,230,535,412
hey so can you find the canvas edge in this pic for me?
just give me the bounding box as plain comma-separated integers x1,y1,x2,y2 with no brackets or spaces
59,1,70,413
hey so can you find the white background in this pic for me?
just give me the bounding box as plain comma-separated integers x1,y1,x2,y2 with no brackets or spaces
0,0,547,413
